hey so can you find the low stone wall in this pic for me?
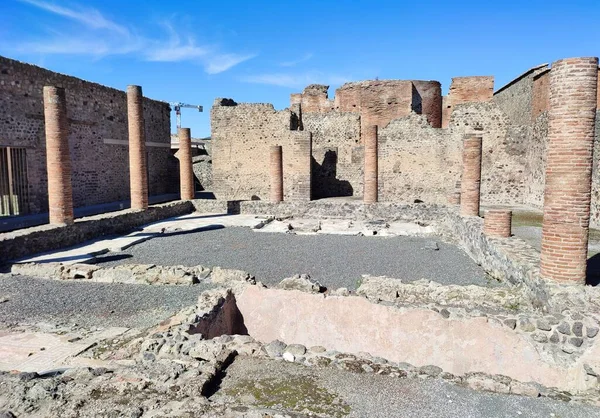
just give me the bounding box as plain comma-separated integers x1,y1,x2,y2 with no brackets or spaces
0,201,194,263
192,199,549,310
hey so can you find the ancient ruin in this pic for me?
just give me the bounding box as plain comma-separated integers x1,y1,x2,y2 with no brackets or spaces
1,53,600,416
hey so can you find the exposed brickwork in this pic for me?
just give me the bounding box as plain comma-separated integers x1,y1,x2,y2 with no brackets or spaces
177,127,194,200
460,135,482,217
412,81,442,128
447,192,461,205
287,132,312,201
0,56,177,214
334,80,442,140
443,76,494,128
532,70,550,120
484,210,512,238
540,57,599,283
127,85,148,210
269,145,283,202
363,125,378,203
290,84,334,113
43,86,73,225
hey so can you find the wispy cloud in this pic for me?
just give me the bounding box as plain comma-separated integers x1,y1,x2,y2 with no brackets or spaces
18,0,128,34
279,53,313,67
205,53,257,74
10,0,255,73
240,72,351,89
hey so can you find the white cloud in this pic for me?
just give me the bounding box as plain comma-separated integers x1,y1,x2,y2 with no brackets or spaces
18,0,129,35
11,0,254,74
205,53,257,74
145,43,209,62
240,72,350,89
279,52,313,67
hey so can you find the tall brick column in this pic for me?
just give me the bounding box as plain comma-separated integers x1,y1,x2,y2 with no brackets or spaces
177,127,194,200
43,86,74,225
460,135,482,217
288,131,312,201
127,85,148,210
270,145,283,202
540,57,599,283
364,125,378,203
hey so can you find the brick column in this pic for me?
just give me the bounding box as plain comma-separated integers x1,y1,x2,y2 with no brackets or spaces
270,145,283,202
447,192,461,205
288,131,312,201
484,210,512,238
127,85,148,210
460,135,482,217
177,127,194,200
364,125,378,203
540,57,599,283
43,86,74,225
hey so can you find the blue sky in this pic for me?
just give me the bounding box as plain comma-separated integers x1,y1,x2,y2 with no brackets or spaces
1,0,599,137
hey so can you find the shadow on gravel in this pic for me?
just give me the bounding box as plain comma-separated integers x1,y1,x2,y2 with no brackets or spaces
90,253,133,265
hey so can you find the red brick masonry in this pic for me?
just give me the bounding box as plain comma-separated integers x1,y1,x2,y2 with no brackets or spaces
540,57,599,283
43,86,73,225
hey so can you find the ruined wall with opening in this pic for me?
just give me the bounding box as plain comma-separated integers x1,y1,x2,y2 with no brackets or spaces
0,56,178,215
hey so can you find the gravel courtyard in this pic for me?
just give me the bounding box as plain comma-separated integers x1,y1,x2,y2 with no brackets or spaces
0,275,213,328
94,227,492,289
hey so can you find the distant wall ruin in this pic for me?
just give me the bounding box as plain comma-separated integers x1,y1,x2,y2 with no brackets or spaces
210,61,600,227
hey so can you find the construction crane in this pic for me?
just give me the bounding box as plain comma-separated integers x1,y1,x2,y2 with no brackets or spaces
169,102,203,129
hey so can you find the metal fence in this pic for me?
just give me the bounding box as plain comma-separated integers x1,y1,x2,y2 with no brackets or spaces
0,147,30,216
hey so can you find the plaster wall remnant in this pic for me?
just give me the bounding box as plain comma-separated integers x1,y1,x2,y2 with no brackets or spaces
269,145,283,202
484,209,512,238
0,56,177,216
43,86,73,225
177,127,194,200
540,57,599,283
363,125,378,203
460,135,482,217
127,85,149,210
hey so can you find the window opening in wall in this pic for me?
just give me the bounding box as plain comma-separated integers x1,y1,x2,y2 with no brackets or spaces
0,147,30,216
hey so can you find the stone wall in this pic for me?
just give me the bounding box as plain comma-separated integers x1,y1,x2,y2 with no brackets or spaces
0,56,178,215
302,112,362,198
211,100,312,201
378,114,460,203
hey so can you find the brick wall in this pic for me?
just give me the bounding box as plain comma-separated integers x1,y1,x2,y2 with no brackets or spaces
290,84,334,113
442,76,494,128
532,70,550,120
0,56,178,215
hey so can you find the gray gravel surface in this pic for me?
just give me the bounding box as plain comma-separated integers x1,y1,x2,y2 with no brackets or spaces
0,275,212,329
95,227,492,289
212,357,600,418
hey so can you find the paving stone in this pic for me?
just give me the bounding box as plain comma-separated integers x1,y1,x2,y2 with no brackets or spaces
518,318,535,332
569,337,584,348
572,322,584,337
557,321,571,335
586,326,598,338
285,344,307,357
264,340,287,358
536,318,552,331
